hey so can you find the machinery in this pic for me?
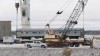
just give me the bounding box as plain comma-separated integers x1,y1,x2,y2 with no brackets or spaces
44,24,68,47
44,0,88,47
61,0,88,47
44,24,61,43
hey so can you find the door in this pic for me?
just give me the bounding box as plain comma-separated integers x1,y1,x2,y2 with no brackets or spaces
36,41,41,47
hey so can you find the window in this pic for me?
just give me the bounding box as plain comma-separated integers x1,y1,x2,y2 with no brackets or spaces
23,0,27,4
34,41,36,43
21,32,23,34
33,32,37,34
22,10,26,16
28,18,30,21
59,32,61,33
26,32,28,34
37,42,40,44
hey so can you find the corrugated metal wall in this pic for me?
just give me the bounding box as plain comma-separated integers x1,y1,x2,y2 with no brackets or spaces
0,21,11,40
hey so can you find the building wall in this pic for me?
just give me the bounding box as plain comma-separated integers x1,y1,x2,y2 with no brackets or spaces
0,21,11,40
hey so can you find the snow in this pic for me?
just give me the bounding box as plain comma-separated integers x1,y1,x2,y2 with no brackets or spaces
0,44,25,48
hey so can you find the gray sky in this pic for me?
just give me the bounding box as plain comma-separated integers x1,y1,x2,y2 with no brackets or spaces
0,0,100,30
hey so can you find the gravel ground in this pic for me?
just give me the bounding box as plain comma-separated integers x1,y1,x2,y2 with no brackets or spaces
0,48,100,56
0,48,64,56
71,48,100,56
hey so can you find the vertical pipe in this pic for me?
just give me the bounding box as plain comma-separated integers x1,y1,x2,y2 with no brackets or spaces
15,0,19,38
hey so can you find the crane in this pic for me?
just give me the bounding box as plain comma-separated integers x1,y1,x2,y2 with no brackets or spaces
44,0,88,47
45,0,73,36
61,0,88,39
45,24,54,34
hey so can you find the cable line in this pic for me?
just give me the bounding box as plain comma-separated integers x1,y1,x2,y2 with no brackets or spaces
47,0,74,24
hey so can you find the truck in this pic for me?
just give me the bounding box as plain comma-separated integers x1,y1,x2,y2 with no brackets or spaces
3,36,15,44
44,26,85,47
25,40,47,48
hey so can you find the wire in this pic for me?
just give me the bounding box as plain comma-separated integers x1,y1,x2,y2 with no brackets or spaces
60,0,74,11
59,0,70,11
56,0,75,31
57,25,66,30
47,0,70,24
47,0,74,25
83,6,85,30
47,14,58,24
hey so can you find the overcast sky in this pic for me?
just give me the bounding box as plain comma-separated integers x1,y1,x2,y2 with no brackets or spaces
0,0,100,30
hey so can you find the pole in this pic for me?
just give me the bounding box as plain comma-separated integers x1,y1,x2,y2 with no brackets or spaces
16,10,18,38
15,1,19,38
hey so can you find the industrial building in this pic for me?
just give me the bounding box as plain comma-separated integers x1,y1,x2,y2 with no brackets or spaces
0,21,11,41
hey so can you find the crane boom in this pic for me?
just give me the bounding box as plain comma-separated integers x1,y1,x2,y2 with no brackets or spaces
62,0,88,39
45,24,54,34
44,0,88,47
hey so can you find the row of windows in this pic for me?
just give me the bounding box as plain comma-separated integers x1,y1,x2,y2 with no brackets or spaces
17,31,82,35
17,32,61,34
17,31,42,34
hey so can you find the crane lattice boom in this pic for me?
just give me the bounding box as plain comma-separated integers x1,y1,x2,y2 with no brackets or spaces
62,0,88,39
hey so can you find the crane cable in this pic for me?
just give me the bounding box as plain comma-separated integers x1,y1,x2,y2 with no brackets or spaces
83,7,85,30
58,0,70,11
57,0,85,31
59,0,74,12
47,0,74,24
83,5,85,36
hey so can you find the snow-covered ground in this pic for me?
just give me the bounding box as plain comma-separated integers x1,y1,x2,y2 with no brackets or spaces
0,44,25,48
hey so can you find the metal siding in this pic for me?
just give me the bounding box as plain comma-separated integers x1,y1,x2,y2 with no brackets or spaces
0,21,11,40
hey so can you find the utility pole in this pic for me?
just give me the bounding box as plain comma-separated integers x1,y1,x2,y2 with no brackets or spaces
15,0,19,38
